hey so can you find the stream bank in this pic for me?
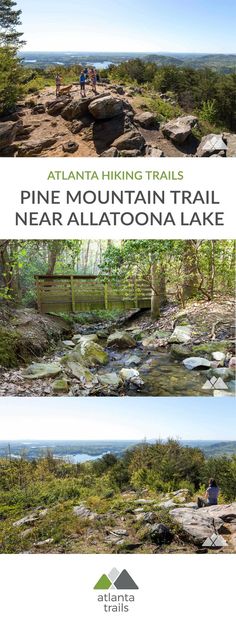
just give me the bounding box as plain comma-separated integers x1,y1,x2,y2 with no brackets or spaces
0,299,235,397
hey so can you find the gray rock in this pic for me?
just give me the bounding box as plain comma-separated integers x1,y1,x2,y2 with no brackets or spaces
170,504,236,545
88,95,123,120
183,357,211,370
212,351,225,361
206,367,235,381
22,362,62,379
170,344,192,360
224,133,236,157
62,340,75,348
169,325,192,344
65,361,94,383
31,104,46,114
134,111,156,128
13,508,48,527
73,505,98,520
71,120,84,133
119,368,144,386
100,147,119,157
112,130,145,151
17,137,57,156
107,331,136,349
52,378,69,394
98,372,121,387
0,121,18,149
62,141,78,153
62,98,92,121
47,98,71,115
146,145,164,157
79,340,109,366
196,134,228,157
124,355,141,367
162,115,198,144
149,523,174,544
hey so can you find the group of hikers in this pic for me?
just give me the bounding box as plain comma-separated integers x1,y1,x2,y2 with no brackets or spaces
55,66,100,98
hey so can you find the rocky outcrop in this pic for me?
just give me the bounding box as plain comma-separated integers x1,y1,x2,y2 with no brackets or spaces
170,503,236,545
162,115,198,144
88,95,123,120
0,121,18,150
196,134,228,157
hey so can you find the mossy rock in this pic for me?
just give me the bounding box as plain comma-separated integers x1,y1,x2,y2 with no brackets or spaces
170,344,192,360
0,326,21,368
191,341,230,357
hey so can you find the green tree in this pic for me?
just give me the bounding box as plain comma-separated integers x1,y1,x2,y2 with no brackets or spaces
0,0,25,114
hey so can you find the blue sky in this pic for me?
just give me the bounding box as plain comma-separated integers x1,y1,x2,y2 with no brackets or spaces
0,397,235,440
19,0,236,53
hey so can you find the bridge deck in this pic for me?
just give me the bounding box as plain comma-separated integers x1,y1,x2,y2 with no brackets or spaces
35,275,152,313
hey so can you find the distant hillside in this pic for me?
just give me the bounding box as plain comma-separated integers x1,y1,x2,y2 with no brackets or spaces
200,441,236,458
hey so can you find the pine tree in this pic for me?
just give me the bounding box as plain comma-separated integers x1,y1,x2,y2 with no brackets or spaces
0,0,25,114
0,0,24,47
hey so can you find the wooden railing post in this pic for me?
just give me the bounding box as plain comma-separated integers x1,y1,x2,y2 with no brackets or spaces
36,276,42,313
104,283,108,310
134,277,138,308
71,275,76,313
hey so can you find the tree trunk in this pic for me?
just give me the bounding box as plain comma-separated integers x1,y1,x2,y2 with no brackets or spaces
47,242,62,274
159,264,167,306
150,261,160,319
182,241,198,300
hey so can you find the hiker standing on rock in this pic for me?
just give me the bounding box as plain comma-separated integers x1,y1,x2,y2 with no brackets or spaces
79,70,86,98
197,478,219,508
55,73,61,98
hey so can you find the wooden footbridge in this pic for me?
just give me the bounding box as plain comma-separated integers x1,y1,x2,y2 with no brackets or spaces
35,275,152,314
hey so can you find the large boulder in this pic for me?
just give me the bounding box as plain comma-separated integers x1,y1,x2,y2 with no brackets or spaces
162,115,198,144
88,95,123,120
22,362,62,379
134,111,156,128
107,331,136,349
196,134,228,157
169,325,192,344
224,133,236,157
0,121,18,150
79,340,109,366
112,129,145,151
170,504,236,545
17,137,57,156
183,357,211,370
47,97,71,116
61,98,92,121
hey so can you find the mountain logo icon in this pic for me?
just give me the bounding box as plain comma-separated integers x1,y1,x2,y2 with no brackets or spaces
202,533,228,548
94,568,138,590
202,376,228,390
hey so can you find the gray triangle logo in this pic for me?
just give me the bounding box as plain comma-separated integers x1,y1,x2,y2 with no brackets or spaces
114,569,139,589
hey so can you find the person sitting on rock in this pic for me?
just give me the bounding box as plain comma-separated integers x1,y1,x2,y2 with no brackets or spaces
197,478,219,508
79,71,86,98
55,73,61,98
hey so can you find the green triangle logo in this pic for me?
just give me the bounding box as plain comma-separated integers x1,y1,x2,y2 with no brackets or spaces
94,574,112,590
